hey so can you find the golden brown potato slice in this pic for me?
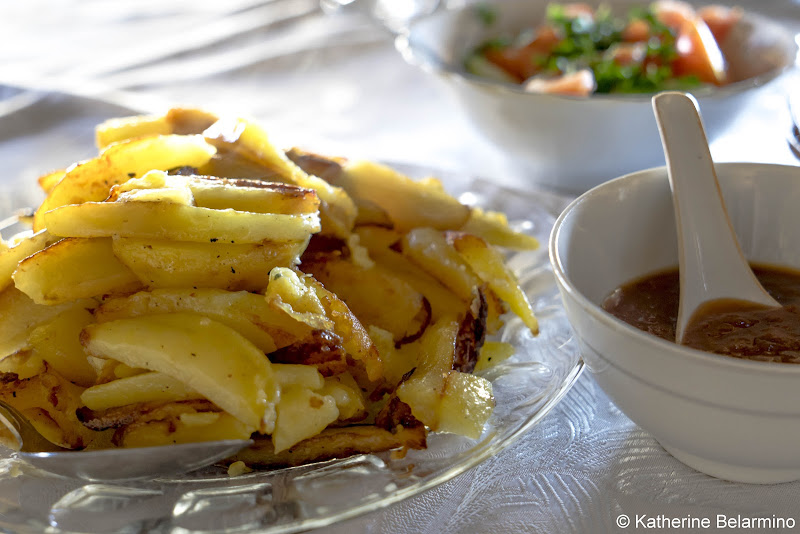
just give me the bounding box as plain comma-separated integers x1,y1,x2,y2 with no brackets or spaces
399,227,481,302
44,201,320,243
0,230,60,292
95,115,172,149
272,384,339,452
34,134,217,231
13,237,143,305
0,368,101,449
435,371,494,439
459,207,540,250
447,232,538,335
28,305,97,387
0,286,95,358
204,118,357,237
95,288,311,353
302,256,427,344
109,172,321,215
112,237,307,292
95,108,221,149
395,318,459,427
81,312,278,433
339,161,470,232
37,169,65,195
229,424,427,468
80,371,202,411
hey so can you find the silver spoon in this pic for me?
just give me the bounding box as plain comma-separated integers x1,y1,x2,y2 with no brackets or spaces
652,91,780,344
0,400,252,481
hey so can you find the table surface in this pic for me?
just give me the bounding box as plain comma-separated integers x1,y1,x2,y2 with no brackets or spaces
1,1,800,533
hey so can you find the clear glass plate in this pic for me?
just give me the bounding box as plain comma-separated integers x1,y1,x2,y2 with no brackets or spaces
0,164,583,534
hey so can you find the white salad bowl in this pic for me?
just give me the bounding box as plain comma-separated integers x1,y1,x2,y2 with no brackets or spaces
396,0,797,193
549,162,800,484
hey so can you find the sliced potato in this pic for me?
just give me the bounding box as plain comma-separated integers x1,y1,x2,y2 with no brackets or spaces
81,371,202,411
0,287,95,358
112,237,306,292
272,385,339,453
448,232,538,335
95,114,172,149
95,288,311,353
204,118,357,237
230,424,426,468
339,161,470,232
28,306,97,386
400,227,481,302
435,371,494,439
81,312,278,432
34,134,217,230
37,169,65,195
474,340,515,372
302,256,427,343
120,412,253,447
110,171,321,215
459,207,540,250
44,201,320,243
13,237,143,305
396,318,459,427
0,230,60,292
0,369,100,449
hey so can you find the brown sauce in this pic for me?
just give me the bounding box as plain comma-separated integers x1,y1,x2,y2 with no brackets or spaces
602,264,800,364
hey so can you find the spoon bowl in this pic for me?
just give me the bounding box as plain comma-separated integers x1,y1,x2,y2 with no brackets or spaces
651,91,780,344
0,399,252,481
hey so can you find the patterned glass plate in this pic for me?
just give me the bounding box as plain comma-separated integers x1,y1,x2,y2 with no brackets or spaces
0,163,583,534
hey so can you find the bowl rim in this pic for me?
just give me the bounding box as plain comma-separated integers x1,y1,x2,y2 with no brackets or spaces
548,161,800,376
396,2,799,103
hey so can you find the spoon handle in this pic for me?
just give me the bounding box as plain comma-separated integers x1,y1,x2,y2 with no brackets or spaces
652,92,779,343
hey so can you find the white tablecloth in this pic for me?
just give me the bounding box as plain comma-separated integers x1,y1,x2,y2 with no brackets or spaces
1,1,800,532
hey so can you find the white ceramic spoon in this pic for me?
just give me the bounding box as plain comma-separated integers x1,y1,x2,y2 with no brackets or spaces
652,91,780,344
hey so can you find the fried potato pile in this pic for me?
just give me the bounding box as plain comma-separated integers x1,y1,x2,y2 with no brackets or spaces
0,108,539,467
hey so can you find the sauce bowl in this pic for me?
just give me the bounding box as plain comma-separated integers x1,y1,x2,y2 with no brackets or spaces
549,162,800,483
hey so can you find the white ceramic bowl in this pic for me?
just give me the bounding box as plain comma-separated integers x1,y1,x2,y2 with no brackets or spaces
397,0,797,193
550,162,800,484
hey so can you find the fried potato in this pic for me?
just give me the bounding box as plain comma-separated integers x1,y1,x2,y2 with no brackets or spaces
44,201,320,243
204,118,357,237
435,371,494,439
119,412,253,447
80,371,202,411
37,169,65,195
272,384,339,452
28,306,97,386
229,424,426,468
95,288,311,353
459,207,540,250
95,115,171,149
81,312,278,433
400,227,482,302
448,232,538,335
109,171,321,215
302,255,428,343
34,134,217,231
0,286,95,358
0,368,100,449
13,237,143,305
112,237,307,292
395,318,459,427
0,229,60,292
339,161,470,232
